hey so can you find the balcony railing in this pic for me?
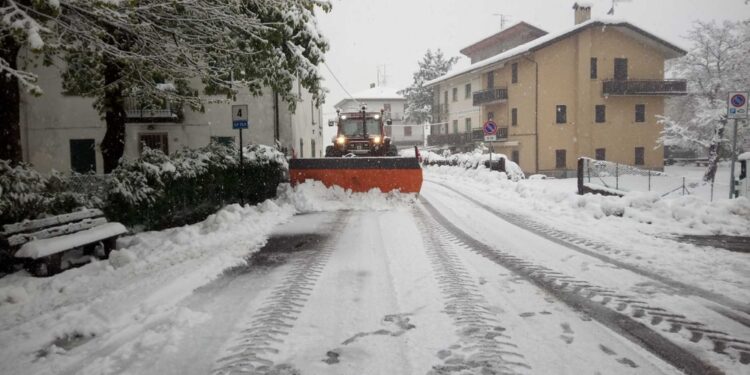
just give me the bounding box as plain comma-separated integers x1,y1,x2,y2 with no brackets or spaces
602,79,687,96
125,97,183,122
471,127,508,140
473,88,508,106
428,133,473,147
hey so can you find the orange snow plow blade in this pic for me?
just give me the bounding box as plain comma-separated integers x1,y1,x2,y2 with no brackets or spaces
289,157,423,193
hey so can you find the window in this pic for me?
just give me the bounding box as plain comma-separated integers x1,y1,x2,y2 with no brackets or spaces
452,120,458,133
556,105,567,124
465,84,472,99
511,63,518,84
299,138,304,158
498,127,508,139
590,57,597,79
404,126,412,136
511,150,520,164
511,108,518,126
211,136,234,146
555,149,567,169
487,71,494,88
595,105,606,123
635,147,645,165
452,88,458,102
465,118,471,133
614,58,628,80
595,148,606,161
487,111,494,121
444,91,448,105
69,139,96,174
139,133,169,155
635,104,646,123
384,103,391,113
311,139,316,157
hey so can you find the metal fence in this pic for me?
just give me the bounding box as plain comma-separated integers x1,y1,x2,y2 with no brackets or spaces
578,158,726,201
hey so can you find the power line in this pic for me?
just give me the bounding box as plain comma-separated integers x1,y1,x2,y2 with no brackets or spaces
323,61,361,108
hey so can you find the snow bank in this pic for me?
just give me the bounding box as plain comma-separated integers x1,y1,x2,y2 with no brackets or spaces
427,166,750,236
278,181,416,213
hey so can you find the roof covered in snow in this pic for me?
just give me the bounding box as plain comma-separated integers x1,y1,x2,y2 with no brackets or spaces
334,86,404,109
459,21,548,57
425,19,687,87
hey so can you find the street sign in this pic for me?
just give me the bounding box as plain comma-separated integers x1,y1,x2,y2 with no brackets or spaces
232,104,249,129
483,120,498,136
484,135,497,142
727,92,748,119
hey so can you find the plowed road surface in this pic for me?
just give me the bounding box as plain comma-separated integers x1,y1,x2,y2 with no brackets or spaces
8,181,750,375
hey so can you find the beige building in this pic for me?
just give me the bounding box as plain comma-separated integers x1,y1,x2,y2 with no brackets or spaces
334,86,424,147
426,3,687,176
18,56,324,174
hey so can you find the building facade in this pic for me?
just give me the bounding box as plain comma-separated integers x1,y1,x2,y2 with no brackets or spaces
426,3,687,176
333,86,424,147
17,56,324,174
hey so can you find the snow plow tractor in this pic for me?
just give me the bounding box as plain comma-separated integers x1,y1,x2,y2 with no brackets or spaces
288,106,423,193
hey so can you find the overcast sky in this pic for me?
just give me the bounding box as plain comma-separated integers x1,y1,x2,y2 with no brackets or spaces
316,0,748,129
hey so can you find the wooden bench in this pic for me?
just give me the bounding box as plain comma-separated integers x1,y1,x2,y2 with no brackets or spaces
0,209,127,277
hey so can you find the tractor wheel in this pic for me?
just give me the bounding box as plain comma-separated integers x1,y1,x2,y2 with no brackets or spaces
386,144,398,156
325,146,340,157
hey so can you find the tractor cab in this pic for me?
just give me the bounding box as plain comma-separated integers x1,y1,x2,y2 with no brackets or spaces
326,105,396,157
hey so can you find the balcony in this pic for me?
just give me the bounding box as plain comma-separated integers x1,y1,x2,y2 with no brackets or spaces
602,79,687,96
473,87,508,106
125,97,183,122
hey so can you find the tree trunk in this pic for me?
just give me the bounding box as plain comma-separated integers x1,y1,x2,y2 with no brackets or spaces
703,119,726,182
0,35,23,164
100,58,127,173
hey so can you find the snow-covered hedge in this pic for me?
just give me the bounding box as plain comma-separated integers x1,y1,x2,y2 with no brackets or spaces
0,161,99,227
105,143,286,230
412,148,525,181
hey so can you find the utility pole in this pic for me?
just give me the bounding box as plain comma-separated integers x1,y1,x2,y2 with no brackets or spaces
729,118,739,199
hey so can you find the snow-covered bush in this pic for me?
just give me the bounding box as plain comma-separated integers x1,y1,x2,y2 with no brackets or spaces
0,161,99,227
420,147,525,181
105,143,286,230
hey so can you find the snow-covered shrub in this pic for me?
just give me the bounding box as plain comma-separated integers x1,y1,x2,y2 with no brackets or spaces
105,143,286,230
0,161,100,227
421,147,525,181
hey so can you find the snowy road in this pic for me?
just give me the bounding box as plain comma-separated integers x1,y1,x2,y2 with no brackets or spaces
1,179,749,374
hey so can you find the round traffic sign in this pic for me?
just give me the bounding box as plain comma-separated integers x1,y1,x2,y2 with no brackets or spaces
731,94,746,108
483,120,497,135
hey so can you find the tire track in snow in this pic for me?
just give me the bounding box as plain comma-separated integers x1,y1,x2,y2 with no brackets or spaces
414,207,531,374
419,197,743,375
211,213,349,375
426,179,750,320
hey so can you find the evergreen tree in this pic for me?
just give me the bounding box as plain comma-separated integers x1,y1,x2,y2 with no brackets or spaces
659,20,750,182
399,49,458,125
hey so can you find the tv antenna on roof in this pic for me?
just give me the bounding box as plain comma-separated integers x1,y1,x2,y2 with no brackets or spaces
492,13,512,30
607,0,633,15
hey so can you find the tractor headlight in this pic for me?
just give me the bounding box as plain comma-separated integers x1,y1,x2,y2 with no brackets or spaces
336,136,346,145
374,114,380,120
373,136,381,144
340,115,347,120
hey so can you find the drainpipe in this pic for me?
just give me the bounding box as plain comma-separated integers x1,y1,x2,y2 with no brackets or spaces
273,91,280,144
523,53,539,173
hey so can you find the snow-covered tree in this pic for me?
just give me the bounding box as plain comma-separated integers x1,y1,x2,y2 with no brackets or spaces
659,20,750,182
399,49,458,125
0,0,330,171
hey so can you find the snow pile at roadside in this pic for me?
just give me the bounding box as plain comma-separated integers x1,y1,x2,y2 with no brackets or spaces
426,166,750,236
278,181,417,213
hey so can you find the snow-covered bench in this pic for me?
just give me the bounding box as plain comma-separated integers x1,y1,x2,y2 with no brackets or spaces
0,209,127,277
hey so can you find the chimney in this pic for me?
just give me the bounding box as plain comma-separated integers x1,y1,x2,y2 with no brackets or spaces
573,2,592,25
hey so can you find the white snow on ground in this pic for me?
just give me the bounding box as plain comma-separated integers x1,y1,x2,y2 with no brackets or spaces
0,181,415,375
423,165,750,305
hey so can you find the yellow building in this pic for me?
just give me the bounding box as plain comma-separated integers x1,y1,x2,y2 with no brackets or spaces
426,3,687,176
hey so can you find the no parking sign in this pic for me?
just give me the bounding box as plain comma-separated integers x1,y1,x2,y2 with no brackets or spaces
728,92,748,119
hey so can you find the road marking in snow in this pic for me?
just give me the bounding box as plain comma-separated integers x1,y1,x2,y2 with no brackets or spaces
212,214,349,375
414,207,531,374
420,197,746,374
426,180,750,319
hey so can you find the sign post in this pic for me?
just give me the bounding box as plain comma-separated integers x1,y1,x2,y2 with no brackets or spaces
728,92,747,198
483,120,498,169
232,105,249,204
